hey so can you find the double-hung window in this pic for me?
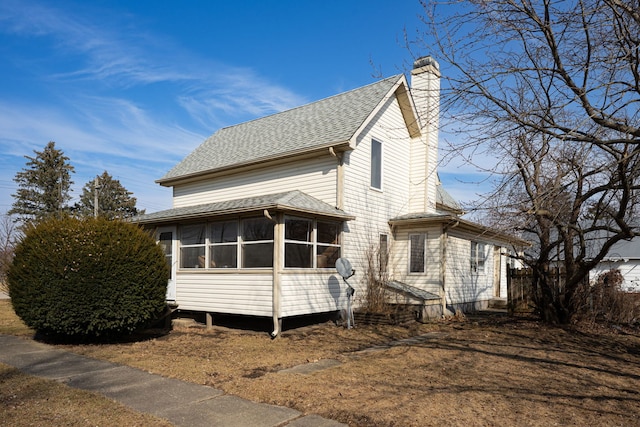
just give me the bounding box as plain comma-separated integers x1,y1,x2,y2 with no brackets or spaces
471,241,486,273
409,233,426,273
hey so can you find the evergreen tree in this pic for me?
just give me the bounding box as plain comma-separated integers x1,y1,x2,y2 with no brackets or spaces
9,141,75,223
76,171,143,220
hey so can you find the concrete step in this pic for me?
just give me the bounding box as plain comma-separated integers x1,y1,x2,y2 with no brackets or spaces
488,298,508,309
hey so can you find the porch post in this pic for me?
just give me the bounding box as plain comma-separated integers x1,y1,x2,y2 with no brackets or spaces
271,212,283,338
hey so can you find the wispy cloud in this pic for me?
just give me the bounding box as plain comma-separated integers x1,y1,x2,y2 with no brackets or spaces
0,0,310,212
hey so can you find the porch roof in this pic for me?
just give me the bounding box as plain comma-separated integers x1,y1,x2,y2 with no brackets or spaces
388,213,530,247
133,190,354,225
386,281,441,301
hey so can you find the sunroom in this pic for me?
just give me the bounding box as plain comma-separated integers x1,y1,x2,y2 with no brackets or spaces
134,190,355,334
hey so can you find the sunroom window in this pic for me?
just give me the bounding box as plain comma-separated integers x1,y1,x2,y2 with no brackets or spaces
179,217,341,269
284,216,341,269
180,224,206,268
316,220,341,268
285,217,313,268
242,217,274,268
209,220,237,268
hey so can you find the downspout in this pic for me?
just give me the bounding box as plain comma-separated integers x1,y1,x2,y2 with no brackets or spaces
265,210,282,338
441,220,459,316
329,146,345,210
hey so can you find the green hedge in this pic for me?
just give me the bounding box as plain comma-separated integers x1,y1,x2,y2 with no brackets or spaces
8,216,168,340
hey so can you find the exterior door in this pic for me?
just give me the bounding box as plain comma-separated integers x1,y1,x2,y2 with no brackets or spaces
158,226,177,301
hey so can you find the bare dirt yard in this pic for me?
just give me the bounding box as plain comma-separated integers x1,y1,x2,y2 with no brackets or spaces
2,300,640,426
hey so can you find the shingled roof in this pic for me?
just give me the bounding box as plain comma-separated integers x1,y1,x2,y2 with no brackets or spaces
158,74,405,185
134,190,354,225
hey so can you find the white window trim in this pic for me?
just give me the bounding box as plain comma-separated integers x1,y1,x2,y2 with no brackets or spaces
471,241,486,274
370,138,384,191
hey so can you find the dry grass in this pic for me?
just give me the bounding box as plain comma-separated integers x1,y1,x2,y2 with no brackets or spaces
0,362,172,426
2,300,640,426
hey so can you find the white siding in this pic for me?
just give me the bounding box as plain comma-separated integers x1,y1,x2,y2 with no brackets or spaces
388,226,442,295
173,156,337,208
342,95,415,293
445,234,495,305
174,272,273,316
411,62,440,213
280,271,346,317
590,260,640,292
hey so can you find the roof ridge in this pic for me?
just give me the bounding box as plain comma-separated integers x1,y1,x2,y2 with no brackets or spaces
218,74,404,132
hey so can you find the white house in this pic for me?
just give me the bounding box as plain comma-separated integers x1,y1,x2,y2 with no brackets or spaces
135,57,526,335
589,237,640,292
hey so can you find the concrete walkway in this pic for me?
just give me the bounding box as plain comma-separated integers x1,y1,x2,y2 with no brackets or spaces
0,334,346,427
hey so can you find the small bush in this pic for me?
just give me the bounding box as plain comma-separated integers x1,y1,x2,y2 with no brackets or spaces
8,216,168,340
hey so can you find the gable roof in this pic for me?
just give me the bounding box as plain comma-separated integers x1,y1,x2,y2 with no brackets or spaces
133,190,354,225
158,74,412,185
585,227,640,261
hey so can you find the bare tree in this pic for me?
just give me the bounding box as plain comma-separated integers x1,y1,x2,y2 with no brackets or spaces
413,0,640,323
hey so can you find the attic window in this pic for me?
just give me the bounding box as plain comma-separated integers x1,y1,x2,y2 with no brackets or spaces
371,139,383,190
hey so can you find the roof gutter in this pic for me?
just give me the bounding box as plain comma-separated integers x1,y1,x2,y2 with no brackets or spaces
157,141,353,187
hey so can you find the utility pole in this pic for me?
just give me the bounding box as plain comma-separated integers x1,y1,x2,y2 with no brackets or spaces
94,175,99,218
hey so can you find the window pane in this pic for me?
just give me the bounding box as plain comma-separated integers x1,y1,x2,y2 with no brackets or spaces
477,243,486,272
285,217,312,242
410,234,425,273
181,246,205,268
285,243,313,268
210,245,237,268
471,242,478,272
242,243,273,268
159,232,172,256
317,221,340,244
181,224,205,245
210,221,237,243
242,217,274,241
371,139,382,189
317,245,340,268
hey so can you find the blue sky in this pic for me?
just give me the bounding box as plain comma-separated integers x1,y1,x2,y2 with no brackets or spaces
0,0,490,214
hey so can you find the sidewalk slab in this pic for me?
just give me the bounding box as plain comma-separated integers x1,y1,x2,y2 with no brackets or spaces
0,334,348,427
65,365,224,413
159,394,301,427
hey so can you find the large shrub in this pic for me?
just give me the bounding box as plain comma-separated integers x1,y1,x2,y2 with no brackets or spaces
8,216,168,340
